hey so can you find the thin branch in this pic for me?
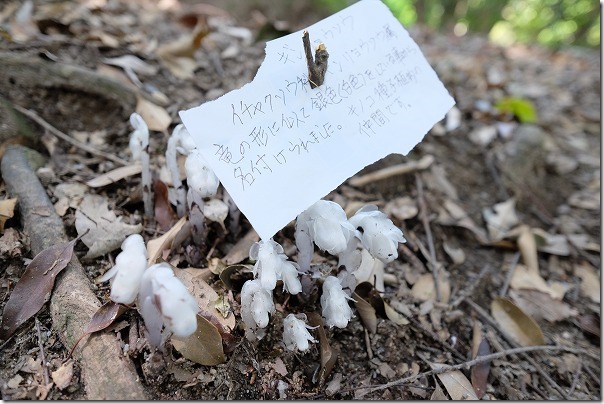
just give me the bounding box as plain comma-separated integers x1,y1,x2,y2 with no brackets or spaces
348,155,434,187
499,251,520,297
449,264,491,308
13,104,129,166
567,359,582,397
415,173,440,302
335,345,595,396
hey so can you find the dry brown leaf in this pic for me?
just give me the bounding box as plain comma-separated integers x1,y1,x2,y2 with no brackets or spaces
0,236,78,340
51,360,74,390
483,198,519,241
443,242,465,265
352,288,378,334
431,363,479,400
491,297,545,347
0,197,17,233
147,216,187,265
222,229,259,265
75,194,143,260
171,314,225,366
383,301,410,325
384,197,418,220
154,179,177,231
470,320,490,399
509,289,578,322
85,164,142,188
53,183,88,216
510,264,565,300
157,20,209,79
308,312,337,386
517,225,539,273
173,267,235,331
574,262,600,303
136,96,171,132
430,382,449,400
410,272,451,303
436,199,488,244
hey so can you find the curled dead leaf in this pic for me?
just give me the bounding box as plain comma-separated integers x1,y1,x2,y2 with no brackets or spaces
85,164,142,188
147,216,187,265
431,362,479,400
491,297,545,347
172,314,225,366
0,197,17,233
0,236,78,340
410,272,451,303
307,312,337,386
510,289,578,322
51,360,74,390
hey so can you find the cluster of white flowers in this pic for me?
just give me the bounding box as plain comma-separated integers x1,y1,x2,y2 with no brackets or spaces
241,240,305,342
349,205,406,263
100,234,198,347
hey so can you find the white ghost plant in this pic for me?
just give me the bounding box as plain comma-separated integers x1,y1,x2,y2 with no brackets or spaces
137,263,199,347
99,234,148,305
240,279,275,340
321,276,354,328
129,112,153,218
295,200,356,272
249,240,302,294
349,205,406,263
282,313,316,352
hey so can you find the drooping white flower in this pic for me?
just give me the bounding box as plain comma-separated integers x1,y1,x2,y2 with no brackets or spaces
320,276,354,328
99,234,148,305
249,240,302,294
240,279,275,340
137,263,198,347
349,205,406,263
295,200,356,271
282,313,316,352
185,150,219,199
129,112,153,218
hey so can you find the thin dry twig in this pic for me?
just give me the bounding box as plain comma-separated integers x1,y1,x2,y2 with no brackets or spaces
449,264,491,308
326,344,593,397
567,359,583,397
499,251,521,297
348,155,434,187
35,317,50,386
13,104,129,166
415,173,440,302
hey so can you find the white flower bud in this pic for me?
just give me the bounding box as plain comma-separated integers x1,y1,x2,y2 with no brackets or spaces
137,263,198,346
99,234,148,305
249,240,302,294
349,205,406,263
185,150,219,198
283,313,316,352
321,276,354,328
240,279,275,340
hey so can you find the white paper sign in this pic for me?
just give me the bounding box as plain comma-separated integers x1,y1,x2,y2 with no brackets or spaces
180,0,455,241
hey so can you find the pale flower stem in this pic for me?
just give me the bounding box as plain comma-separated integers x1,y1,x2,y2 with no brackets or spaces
141,146,153,218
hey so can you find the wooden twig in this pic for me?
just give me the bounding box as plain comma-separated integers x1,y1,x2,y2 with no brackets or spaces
1,146,147,400
567,360,582,397
35,317,50,386
415,174,441,302
302,30,328,89
464,298,575,399
348,155,434,187
449,264,491,309
499,252,520,297
12,104,129,166
322,344,594,397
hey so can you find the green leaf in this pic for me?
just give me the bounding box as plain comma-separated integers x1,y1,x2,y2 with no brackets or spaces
494,97,537,123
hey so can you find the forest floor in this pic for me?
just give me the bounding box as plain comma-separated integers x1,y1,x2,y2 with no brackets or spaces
0,0,600,400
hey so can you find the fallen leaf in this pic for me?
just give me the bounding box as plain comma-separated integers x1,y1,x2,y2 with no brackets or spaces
574,262,600,303
75,194,143,260
430,382,449,400
410,272,451,303
483,198,519,241
436,199,488,244
517,225,539,273
384,196,418,220
0,228,23,258
383,301,410,325
154,179,177,231
442,242,465,265
135,96,171,132
0,237,78,340
147,216,187,265
494,97,537,123
157,20,209,79
173,267,235,331
51,360,74,390
352,285,378,334
307,311,337,386
0,197,17,233
431,362,479,400
53,183,88,216
491,297,545,347
85,301,128,334
510,264,564,300
509,289,578,322
171,314,225,366
470,321,490,399
577,314,600,338
85,164,142,188
222,229,259,265
102,55,159,76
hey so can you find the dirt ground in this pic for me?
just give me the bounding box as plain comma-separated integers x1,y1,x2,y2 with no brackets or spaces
0,0,600,400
